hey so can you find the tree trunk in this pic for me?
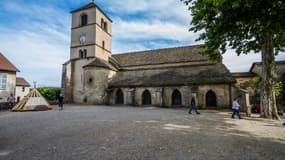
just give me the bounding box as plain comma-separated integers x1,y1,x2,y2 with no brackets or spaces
260,32,281,120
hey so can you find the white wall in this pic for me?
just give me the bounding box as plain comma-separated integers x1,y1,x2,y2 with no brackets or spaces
15,86,30,102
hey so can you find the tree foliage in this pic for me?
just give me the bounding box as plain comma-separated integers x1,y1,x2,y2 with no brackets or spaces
182,0,285,119
37,87,61,101
250,76,283,96
181,0,285,61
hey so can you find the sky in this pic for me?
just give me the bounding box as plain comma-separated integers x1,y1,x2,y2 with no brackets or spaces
0,0,284,87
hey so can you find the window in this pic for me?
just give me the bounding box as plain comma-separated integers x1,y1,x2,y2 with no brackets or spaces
79,50,84,58
22,87,25,92
102,41,105,49
0,74,7,90
81,14,88,26
101,18,104,28
103,22,108,31
84,49,87,58
101,18,108,32
79,49,87,59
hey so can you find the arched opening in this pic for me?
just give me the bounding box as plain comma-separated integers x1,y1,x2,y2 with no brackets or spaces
115,89,124,104
81,14,88,26
142,90,152,105
172,89,182,106
206,90,217,107
79,50,84,58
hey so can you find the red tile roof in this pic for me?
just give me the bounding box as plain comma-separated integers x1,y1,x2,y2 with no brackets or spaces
16,77,30,87
0,53,20,72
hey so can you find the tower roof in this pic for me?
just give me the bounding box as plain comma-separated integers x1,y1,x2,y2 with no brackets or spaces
70,2,112,22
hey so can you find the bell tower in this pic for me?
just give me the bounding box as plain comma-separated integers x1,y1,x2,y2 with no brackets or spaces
70,1,112,61
62,2,113,103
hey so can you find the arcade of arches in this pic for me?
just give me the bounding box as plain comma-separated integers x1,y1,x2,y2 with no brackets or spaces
111,86,228,108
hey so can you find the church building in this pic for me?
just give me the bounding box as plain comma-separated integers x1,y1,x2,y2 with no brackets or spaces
62,2,238,108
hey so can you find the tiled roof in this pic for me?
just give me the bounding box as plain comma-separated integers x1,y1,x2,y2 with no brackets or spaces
112,45,210,67
249,61,285,72
0,53,20,72
16,77,31,87
231,72,256,78
109,63,235,87
84,58,118,71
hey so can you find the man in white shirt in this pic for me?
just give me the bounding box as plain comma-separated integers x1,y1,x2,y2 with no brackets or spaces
231,98,241,119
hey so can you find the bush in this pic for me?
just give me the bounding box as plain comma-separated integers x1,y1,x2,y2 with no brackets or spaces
37,87,61,101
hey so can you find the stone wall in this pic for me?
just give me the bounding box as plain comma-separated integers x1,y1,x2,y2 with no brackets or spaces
72,58,95,103
198,84,231,108
62,61,73,103
84,67,116,104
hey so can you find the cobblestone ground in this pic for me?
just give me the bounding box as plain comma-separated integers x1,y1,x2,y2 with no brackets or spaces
0,105,284,160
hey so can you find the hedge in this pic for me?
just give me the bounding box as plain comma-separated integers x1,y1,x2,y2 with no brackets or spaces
37,87,61,101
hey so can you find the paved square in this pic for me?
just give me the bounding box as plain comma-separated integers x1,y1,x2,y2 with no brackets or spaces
0,105,284,160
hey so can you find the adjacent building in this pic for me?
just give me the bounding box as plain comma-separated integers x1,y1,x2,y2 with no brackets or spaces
15,77,31,102
0,53,19,103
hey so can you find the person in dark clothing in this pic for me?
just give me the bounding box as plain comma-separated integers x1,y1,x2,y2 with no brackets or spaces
7,94,15,111
58,94,64,111
188,97,200,114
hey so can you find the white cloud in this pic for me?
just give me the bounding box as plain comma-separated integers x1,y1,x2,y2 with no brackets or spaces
0,27,69,87
0,1,70,87
223,50,285,72
113,18,197,41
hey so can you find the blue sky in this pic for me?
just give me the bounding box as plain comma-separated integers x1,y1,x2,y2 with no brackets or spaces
0,0,284,87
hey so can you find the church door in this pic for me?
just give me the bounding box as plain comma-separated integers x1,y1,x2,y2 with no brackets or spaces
206,90,217,107
142,90,152,105
172,89,182,106
116,89,124,104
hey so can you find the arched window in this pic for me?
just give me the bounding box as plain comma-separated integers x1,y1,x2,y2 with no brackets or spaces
142,90,152,105
81,14,88,26
79,50,84,58
104,22,108,31
83,49,87,58
101,18,104,28
102,41,105,49
206,90,217,107
116,89,124,104
172,89,182,106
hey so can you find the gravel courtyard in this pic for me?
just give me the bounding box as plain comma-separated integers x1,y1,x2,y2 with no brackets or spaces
0,105,284,160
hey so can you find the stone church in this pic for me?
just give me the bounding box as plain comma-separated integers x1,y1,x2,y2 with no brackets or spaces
62,2,284,109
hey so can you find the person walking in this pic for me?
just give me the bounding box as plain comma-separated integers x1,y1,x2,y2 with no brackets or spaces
232,98,241,119
188,97,200,114
7,94,15,111
58,94,64,111
283,111,285,126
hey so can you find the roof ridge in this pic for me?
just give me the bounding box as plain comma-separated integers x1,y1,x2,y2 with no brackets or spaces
113,44,204,56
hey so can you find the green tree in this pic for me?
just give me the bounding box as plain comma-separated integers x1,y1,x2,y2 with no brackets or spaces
250,76,283,97
182,0,285,120
37,87,61,101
